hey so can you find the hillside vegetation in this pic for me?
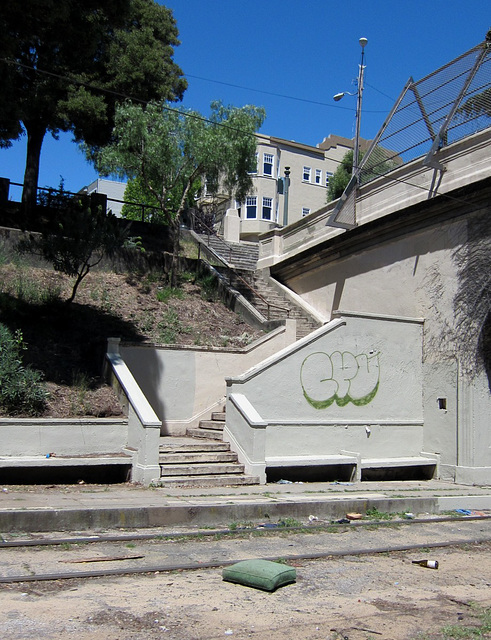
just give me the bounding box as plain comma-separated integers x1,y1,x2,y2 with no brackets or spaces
0,260,263,418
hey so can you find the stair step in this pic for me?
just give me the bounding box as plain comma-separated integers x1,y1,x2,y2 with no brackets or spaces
198,420,225,430
152,474,260,487
159,441,230,453
159,463,245,476
187,428,224,441
211,412,226,421
159,452,238,464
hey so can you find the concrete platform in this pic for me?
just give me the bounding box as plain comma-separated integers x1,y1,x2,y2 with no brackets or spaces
0,479,489,534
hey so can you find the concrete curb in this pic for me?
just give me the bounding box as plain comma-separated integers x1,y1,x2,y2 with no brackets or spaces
2,494,489,533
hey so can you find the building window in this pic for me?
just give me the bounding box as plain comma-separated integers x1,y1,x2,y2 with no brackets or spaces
302,207,311,217
262,197,273,220
315,169,322,184
263,153,274,176
303,166,311,182
325,171,333,186
246,196,257,219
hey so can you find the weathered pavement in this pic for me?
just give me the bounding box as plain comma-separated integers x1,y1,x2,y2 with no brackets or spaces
0,479,490,533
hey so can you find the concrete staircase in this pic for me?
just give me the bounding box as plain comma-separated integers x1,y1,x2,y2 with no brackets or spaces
195,233,320,339
156,433,259,487
154,409,259,487
198,233,259,271
187,409,227,440
241,272,320,339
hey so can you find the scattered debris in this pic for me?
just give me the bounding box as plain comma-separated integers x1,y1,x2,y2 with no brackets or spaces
412,559,439,569
346,513,363,520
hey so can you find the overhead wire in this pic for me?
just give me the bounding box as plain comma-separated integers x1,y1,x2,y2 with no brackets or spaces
0,56,481,210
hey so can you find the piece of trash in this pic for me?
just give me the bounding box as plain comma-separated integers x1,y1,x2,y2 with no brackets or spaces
276,479,292,484
403,512,415,519
2,488,8,493
308,515,318,522
256,523,278,529
455,509,472,515
224,629,234,635
336,518,350,524
46,453,50,458
346,512,363,520
412,559,439,569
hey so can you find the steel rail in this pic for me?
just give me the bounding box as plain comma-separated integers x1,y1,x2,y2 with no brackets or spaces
1,536,490,584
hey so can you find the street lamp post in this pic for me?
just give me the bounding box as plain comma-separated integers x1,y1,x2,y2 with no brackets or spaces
333,37,368,179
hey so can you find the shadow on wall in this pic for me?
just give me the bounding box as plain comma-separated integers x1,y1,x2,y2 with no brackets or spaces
480,311,491,392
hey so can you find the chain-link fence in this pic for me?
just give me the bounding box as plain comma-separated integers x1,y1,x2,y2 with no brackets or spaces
359,40,491,186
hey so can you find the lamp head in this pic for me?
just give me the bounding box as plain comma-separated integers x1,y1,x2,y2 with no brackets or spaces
359,37,368,49
333,92,345,102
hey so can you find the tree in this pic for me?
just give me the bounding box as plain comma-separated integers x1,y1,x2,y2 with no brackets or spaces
0,0,186,214
18,189,130,303
327,147,401,201
122,178,162,223
327,150,355,202
92,100,265,286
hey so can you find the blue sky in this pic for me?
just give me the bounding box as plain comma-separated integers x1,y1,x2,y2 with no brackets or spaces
0,0,489,196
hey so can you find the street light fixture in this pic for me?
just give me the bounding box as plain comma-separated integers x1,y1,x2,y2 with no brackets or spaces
334,37,368,178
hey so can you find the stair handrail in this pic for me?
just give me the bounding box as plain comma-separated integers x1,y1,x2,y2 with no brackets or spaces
187,208,233,264
186,212,290,321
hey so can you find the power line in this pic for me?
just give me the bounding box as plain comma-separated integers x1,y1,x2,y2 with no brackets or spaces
0,57,479,211
0,57,259,138
0,56,355,167
185,73,389,114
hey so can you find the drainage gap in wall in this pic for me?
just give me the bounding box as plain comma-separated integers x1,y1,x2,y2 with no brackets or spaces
0,465,132,485
266,464,355,484
361,465,436,481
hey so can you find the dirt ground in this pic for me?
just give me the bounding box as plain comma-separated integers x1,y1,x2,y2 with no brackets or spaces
0,264,263,418
0,535,490,639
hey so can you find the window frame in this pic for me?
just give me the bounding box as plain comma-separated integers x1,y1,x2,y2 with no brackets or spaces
246,195,257,219
303,166,311,182
262,196,273,220
263,153,274,176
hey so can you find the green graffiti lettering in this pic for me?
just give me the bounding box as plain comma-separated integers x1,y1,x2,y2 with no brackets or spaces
300,350,380,409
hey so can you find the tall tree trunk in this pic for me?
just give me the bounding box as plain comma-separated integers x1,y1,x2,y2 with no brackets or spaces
21,124,45,218
169,217,180,288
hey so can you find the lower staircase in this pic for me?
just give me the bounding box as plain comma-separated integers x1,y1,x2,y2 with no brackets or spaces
156,409,260,487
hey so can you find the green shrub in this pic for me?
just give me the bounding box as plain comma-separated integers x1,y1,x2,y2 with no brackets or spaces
0,323,48,415
156,286,184,303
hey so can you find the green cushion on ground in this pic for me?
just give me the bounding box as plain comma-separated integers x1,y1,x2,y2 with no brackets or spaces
222,559,296,591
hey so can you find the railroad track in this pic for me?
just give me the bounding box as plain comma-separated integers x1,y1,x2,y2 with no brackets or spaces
1,515,490,583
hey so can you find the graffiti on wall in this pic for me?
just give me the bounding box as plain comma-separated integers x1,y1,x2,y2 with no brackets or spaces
300,351,380,409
